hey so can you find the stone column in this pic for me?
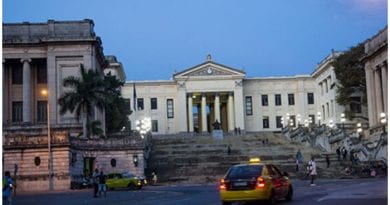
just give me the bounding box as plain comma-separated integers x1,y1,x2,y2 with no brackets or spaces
187,94,194,132
21,58,32,123
201,93,207,133
214,93,220,123
227,92,235,131
374,68,384,119
3,59,8,124
365,66,376,128
381,63,388,113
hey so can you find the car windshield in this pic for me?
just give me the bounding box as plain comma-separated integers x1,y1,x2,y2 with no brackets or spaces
122,172,136,178
227,165,263,179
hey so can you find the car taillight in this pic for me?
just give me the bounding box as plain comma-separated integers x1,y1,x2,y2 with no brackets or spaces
256,177,265,188
219,179,227,190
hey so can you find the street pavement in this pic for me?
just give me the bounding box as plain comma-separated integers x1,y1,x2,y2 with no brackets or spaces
14,178,387,205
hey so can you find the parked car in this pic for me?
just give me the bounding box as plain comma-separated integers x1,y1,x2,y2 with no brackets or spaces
219,158,293,205
105,172,143,190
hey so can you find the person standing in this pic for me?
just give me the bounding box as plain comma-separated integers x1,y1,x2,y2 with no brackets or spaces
92,168,99,197
307,157,317,186
336,147,341,161
296,149,303,163
3,171,14,205
98,171,107,197
325,155,330,168
151,172,158,186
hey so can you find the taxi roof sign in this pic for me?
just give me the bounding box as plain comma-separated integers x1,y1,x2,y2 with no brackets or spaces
249,158,261,164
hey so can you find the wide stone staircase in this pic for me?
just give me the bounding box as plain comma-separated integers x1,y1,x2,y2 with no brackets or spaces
147,132,346,185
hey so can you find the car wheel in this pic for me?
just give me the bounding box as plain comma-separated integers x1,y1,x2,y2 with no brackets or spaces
286,186,293,201
221,201,231,205
267,190,276,205
128,183,136,190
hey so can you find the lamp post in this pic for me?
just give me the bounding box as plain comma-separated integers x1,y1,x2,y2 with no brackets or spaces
356,122,363,139
286,113,290,128
329,120,334,128
297,114,301,127
380,112,387,134
340,113,346,131
41,89,53,191
136,117,151,138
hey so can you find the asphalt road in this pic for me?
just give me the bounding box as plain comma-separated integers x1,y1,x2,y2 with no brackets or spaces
15,178,387,205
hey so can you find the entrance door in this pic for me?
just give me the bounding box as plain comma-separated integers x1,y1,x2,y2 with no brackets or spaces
83,157,96,177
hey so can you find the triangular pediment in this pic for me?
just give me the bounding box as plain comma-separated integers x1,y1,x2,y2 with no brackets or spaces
173,61,245,80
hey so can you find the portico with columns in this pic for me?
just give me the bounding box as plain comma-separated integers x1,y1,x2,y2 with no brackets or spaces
174,55,246,134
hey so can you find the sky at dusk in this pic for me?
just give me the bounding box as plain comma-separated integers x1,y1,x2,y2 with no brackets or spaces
3,0,388,81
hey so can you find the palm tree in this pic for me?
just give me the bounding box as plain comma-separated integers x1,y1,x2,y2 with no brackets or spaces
58,64,105,138
103,73,132,134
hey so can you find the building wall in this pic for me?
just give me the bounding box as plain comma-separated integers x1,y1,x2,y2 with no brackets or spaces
243,77,317,131
123,82,178,135
363,27,388,131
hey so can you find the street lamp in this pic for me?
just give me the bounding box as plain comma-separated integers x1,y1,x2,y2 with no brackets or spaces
317,112,322,126
380,112,387,134
280,118,284,129
329,120,334,128
304,119,309,127
297,114,301,126
41,89,53,191
356,122,363,139
340,113,346,130
136,117,151,138
286,113,290,128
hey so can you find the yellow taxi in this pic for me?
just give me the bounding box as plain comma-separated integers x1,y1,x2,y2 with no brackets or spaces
105,172,143,190
219,158,293,205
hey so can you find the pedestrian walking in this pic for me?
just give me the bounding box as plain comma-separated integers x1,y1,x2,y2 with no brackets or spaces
336,147,341,161
3,171,14,205
227,145,231,155
325,155,330,168
307,157,317,186
295,158,300,171
98,171,107,197
296,149,303,163
151,172,158,186
92,168,99,197
342,147,347,160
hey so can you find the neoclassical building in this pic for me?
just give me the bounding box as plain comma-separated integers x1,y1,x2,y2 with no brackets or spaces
362,27,388,132
124,55,320,134
2,20,144,191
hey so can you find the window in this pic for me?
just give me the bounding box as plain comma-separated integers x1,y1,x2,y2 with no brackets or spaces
276,116,283,128
308,93,314,104
151,98,157,110
37,101,47,123
137,98,144,110
123,98,131,112
263,116,269,129
12,65,23,84
245,96,253,116
326,103,330,118
275,94,282,106
350,97,362,113
152,120,158,132
288,94,295,105
12,102,23,122
261,95,268,106
167,99,174,118
37,62,47,84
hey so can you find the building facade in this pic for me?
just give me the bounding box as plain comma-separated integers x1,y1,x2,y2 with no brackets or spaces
2,20,143,192
124,55,322,134
362,27,388,132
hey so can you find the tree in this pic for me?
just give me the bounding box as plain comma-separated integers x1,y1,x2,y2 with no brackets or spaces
58,64,105,138
103,73,132,133
332,43,366,119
